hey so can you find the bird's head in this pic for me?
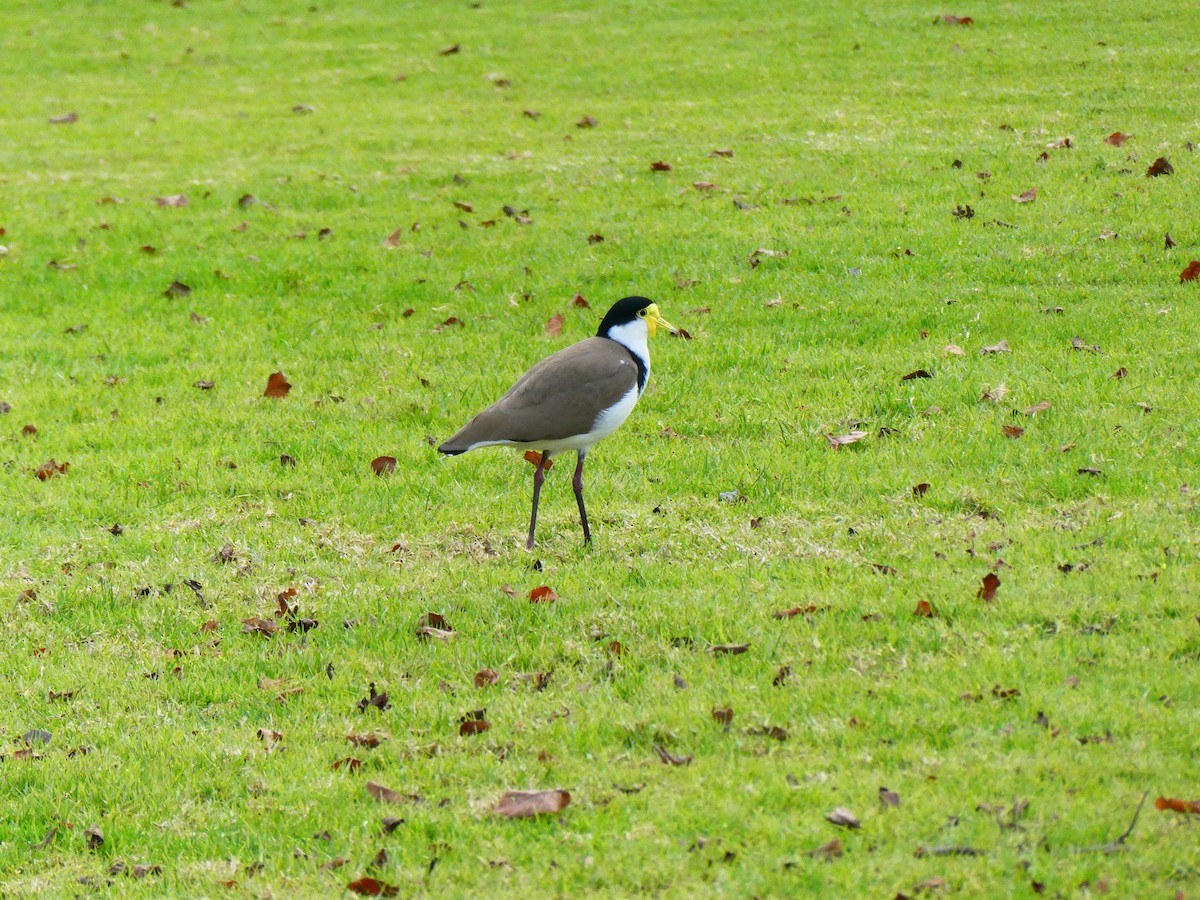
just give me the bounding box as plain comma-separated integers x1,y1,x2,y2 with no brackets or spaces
597,296,678,339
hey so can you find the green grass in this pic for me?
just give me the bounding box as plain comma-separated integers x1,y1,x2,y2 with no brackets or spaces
3,0,1200,895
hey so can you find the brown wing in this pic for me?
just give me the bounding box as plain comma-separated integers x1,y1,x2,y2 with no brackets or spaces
439,337,639,452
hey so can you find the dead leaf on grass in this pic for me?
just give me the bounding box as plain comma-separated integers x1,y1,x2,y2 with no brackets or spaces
263,371,291,398
84,825,104,851
366,781,407,804
1146,157,1174,177
491,789,571,817
347,876,399,897
773,604,828,619
371,456,397,476
981,383,1009,403
825,807,861,829
529,585,558,604
459,709,490,736
358,683,391,712
36,459,70,481
653,744,693,766
825,430,868,449
977,572,1000,601
1155,796,1200,814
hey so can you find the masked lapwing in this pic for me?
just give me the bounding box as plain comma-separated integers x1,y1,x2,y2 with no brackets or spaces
439,295,678,549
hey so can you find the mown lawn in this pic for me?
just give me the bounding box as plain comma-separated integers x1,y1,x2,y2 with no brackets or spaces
2,0,1199,896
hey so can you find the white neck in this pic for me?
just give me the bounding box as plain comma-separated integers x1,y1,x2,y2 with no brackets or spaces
604,319,651,371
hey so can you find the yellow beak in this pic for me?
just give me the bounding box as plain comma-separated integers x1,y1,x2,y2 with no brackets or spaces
644,303,678,338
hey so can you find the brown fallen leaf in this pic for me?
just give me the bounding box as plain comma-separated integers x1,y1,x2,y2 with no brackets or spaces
977,572,1000,601
263,371,291,398
1012,188,1037,204
1002,424,1024,439
347,732,388,748
84,825,104,850
529,585,558,604
347,876,399,897
653,744,693,766
371,456,397,476
523,450,553,470
808,838,843,860
544,313,564,336
358,683,391,712
366,781,408,804
825,430,868,449
981,383,1009,403
711,706,734,728
491,789,571,817
241,617,278,636
825,807,860,829
1155,796,1200,814
36,459,70,481
459,713,491,737
773,604,828,619
711,643,749,655
746,724,789,740
1147,157,1174,177
1180,261,1200,283
1023,401,1051,415
415,625,455,642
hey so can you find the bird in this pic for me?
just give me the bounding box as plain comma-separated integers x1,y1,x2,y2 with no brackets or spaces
438,295,678,549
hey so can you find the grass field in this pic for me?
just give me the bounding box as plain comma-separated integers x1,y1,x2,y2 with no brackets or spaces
3,0,1200,895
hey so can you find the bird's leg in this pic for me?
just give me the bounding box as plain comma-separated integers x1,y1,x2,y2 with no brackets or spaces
526,451,551,551
573,449,591,545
